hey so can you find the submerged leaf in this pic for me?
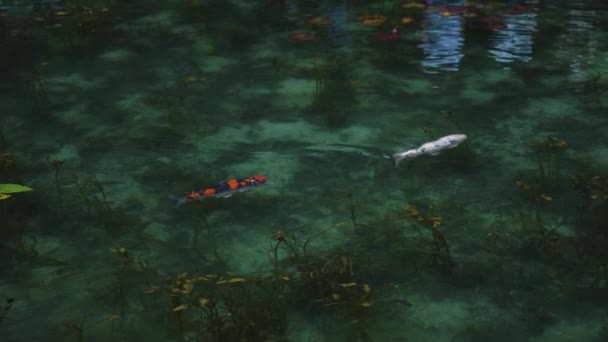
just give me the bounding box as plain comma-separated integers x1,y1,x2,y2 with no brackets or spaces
337,283,357,288
173,304,189,312
144,286,161,294
228,278,246,283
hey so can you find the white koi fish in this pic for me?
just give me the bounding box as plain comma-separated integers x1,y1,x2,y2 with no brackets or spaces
393,134,467,167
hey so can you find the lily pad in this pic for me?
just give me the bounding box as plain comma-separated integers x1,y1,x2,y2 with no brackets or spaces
0,184,33,194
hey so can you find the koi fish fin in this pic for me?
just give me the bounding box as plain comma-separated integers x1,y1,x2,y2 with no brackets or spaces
429,151,440,156
393,153,404,168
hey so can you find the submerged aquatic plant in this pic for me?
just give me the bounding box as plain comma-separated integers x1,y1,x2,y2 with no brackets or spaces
0,298,14,324
311,56,355,127
151,271,288,341
530,136,568,187
404,203,453,272
515,180,553,231
571,174,608,232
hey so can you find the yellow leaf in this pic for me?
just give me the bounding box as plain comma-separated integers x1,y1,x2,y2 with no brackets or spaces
199,297,209,306
181,283,193,293
360,301,373,307
541,194,552,201
172,304,189,312
281,276,289,281
216,279,227,285
0,193,11,200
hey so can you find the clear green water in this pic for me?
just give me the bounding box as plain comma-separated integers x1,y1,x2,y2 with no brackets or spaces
1,0,607,341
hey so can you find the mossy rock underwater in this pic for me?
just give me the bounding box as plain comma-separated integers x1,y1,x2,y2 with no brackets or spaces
0,184,33,200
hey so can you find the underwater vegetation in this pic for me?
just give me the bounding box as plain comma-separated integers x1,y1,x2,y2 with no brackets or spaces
0,298,15,325
530,136,568,188
311,55,357,128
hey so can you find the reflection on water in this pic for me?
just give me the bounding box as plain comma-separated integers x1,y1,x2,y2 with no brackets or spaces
418,0,465,73
319,0,350,46
488,1,538,64
559,3,600,87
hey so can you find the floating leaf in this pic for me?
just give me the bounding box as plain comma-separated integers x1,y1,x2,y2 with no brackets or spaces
402,2,425,8
228,278,246,283
172,304,189,312
0,184,33,194
0,193,11,200
357,14,386,26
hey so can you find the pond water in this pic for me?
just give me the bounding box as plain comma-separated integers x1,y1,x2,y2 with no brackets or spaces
1,0,607,341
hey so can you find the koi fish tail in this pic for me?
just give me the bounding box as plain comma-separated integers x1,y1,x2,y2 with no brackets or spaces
392,149,418,168
393,153,406,168
169,195,188,207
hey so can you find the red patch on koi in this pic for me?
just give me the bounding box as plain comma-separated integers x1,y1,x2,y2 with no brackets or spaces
227,179,239,190
203,188,216,196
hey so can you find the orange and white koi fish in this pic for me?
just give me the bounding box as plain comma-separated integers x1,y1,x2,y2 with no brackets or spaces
393,134,467,167
170,175,267,206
